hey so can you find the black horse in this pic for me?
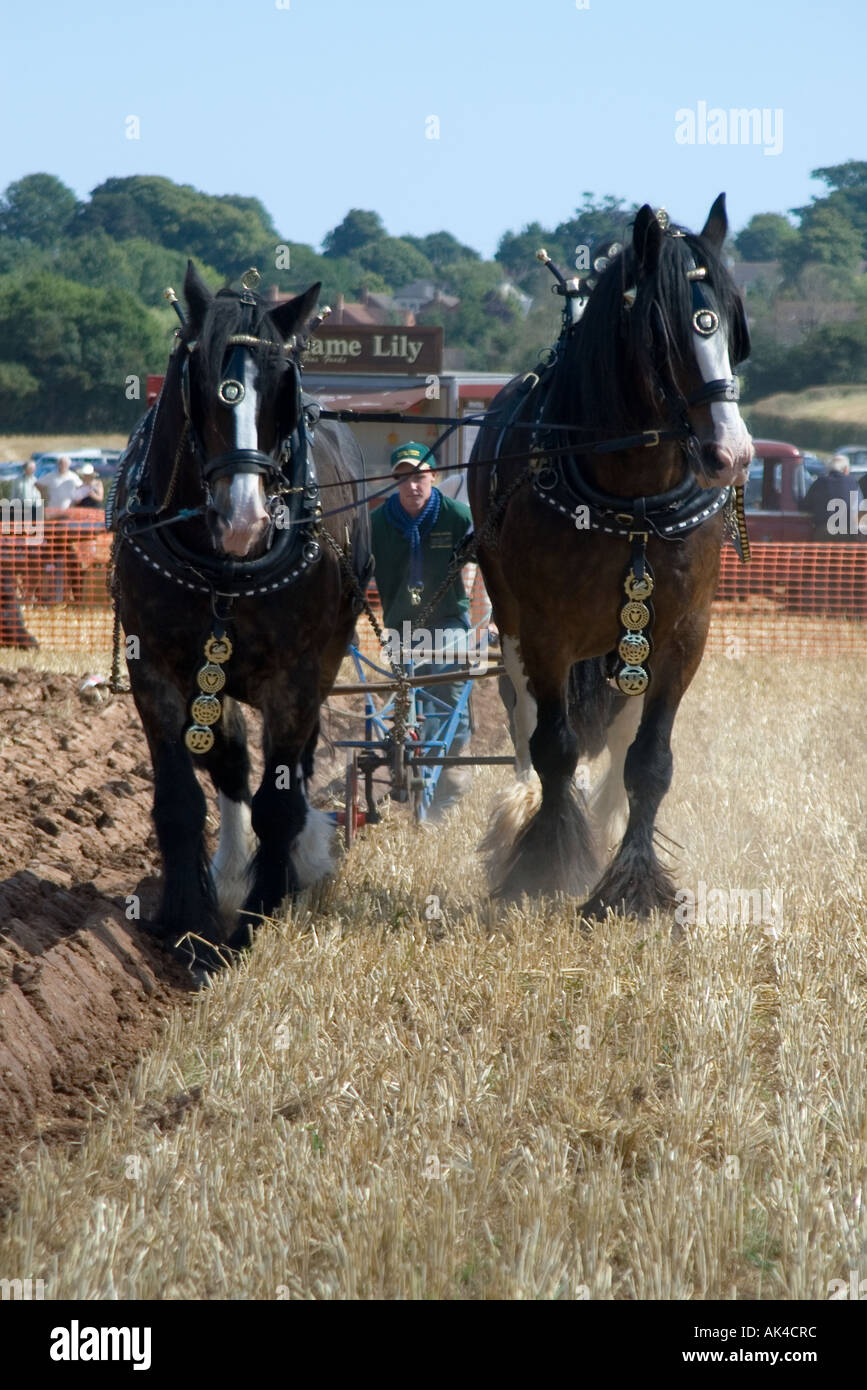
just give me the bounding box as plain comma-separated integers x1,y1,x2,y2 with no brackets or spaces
112,263,370,973
469,195,752,917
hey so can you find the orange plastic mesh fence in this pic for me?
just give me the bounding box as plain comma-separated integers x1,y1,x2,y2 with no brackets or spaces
3,527,866,661
0,509,114,654
706,543,867,658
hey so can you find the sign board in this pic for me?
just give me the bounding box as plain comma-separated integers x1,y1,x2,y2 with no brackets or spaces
305,325,443,374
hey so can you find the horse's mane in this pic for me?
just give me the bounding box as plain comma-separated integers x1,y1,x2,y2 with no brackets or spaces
545,224,746,437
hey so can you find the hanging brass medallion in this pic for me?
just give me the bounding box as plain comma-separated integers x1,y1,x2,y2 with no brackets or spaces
614,566,653,697
617,665,650,696
204,634,233,664
620,599,650,630
197,662,226,694
624,572,654,601
618,631,650,665
187,631,232,754
185,725,215,754
191,693,222,726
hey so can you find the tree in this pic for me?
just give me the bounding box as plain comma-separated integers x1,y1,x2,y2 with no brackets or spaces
735,213,799,261
220,193,279,240
355,237,434,289
496,221,562,291
321,210,385,259
0,174,77,247
553,194,639,265
782,203,864,281
76,177,276,276
791,161,867,261
403,231,480,268
0,362,39,430
0,272,168,430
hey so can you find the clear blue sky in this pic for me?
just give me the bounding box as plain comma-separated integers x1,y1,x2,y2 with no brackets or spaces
2,0,864,257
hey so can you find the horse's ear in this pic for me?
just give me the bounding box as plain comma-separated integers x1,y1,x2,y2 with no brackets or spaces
184,260,214,328
632,205,663,273
700,193,728,250
268,283,321,344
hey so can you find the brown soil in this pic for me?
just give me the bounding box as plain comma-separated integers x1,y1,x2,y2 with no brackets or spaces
0,664,511,1214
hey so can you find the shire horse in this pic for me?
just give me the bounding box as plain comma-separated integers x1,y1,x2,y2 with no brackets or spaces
112,263,370,973
469,195,752,916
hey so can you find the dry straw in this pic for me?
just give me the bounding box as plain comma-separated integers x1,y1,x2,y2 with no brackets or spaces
1,654,865,1299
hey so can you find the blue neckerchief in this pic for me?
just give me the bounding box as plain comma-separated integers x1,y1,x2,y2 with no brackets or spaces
385,487,442,592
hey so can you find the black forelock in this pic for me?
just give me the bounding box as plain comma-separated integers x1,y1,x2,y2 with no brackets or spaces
546,221,747,437
185,289,290,407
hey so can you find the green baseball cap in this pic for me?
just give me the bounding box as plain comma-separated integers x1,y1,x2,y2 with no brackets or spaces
390,441,433,473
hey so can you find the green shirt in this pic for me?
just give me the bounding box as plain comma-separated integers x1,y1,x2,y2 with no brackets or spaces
370,492,473,633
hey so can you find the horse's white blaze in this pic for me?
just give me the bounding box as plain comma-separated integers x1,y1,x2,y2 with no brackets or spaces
591,695,644,853
212,793,256,923
502,635,537,781
693,326,752,477
219,354,269,557
291,806,337,887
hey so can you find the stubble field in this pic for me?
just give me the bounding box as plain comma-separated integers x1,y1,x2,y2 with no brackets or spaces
0,653,865,1300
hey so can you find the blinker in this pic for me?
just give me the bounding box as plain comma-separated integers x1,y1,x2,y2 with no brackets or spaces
693,308,719,336
218,378,245,406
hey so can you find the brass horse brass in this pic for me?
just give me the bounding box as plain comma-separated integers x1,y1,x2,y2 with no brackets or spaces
197,662,226,694
191,694,222,726
185,725,215,754
204,634,233,664
621,600,650,630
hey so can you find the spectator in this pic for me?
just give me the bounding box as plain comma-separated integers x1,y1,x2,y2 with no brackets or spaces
72,463,105,508
37,456,81,509
801,455,862,541
8,459,43,518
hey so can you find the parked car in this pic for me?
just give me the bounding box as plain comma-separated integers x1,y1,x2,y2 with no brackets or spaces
802,452,824,481
743,439,813,542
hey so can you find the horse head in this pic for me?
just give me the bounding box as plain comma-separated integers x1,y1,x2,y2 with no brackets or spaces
180,263,321,557
625,193,753,488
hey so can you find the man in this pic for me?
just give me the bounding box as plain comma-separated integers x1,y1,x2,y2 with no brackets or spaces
8,459,43,515
37,455,81,510
370,442,473,818
72,462,105,508
801,454,862,541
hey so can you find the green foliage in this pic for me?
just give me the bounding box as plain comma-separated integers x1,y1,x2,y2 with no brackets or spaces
552,193,638,264
76,176,275,276
0,361,40,430
0,272,169,430
0,174,78,247
355,237,434,289
782,203,864,280
321,210,385,259
495,221,564,292
744,314,867,400
402,230,480,268
735,213,799,261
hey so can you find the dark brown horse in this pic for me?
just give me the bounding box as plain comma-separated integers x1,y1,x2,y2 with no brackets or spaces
112,264,370,974
469,195,751,917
